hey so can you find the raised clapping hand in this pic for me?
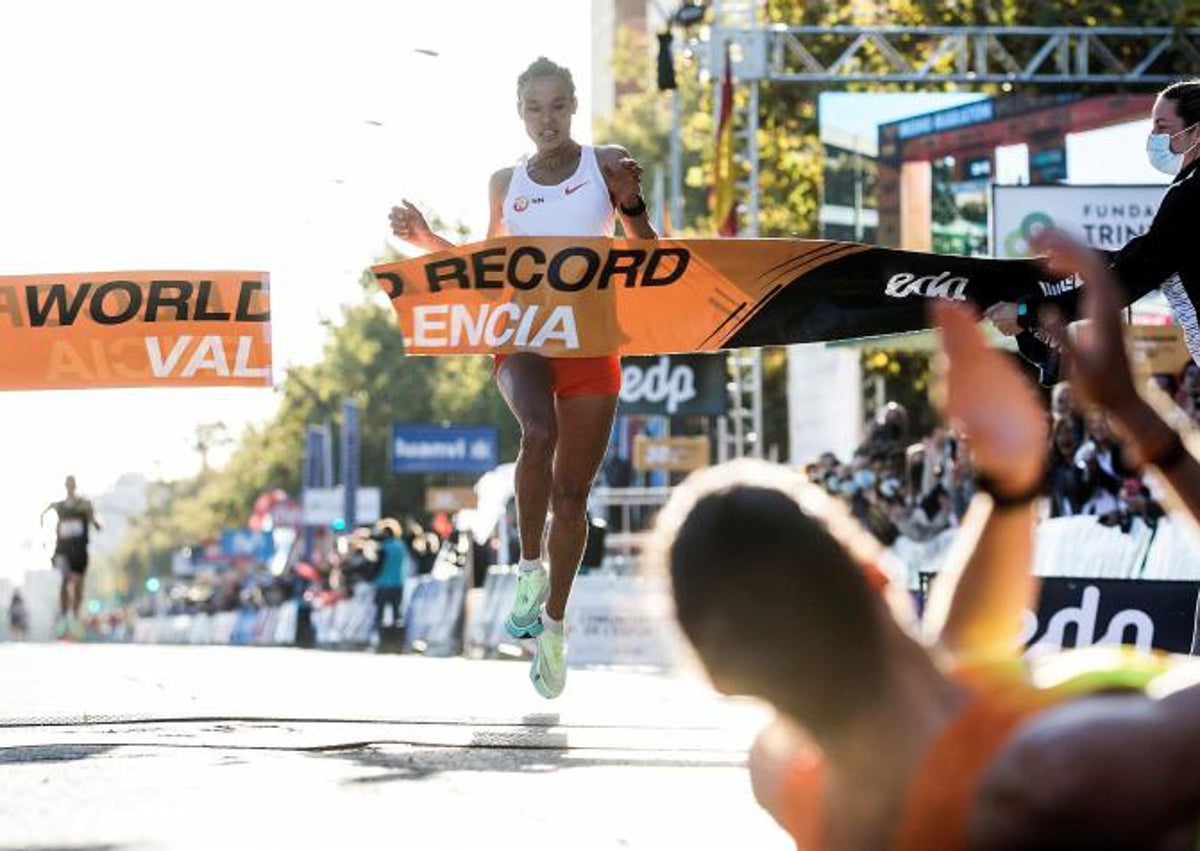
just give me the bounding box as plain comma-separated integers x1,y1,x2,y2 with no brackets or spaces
1034,229,1141,416
601,157,644,210
389,199,434,247
933,300,1048,496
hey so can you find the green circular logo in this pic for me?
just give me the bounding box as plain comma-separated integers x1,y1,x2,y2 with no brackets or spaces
1004,211,1055,257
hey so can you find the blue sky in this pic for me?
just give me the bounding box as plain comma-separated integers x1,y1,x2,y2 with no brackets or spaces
819,91,989,142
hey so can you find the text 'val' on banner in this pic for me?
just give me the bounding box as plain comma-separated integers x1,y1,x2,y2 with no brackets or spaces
373,237,1063,357
0,271,272,390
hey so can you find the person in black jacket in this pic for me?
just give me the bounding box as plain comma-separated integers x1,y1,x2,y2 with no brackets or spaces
1046,417,1085,517
987,80,1200,367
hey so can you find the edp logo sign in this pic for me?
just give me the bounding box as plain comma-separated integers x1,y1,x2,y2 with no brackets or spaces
619,354,728,416
919,576,1200,655
1021,578,1200,655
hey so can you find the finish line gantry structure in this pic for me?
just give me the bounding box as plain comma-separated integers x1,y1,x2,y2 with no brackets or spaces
694,0,1200,460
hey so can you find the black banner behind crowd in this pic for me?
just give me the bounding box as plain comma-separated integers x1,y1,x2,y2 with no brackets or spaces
1027,578,1200,655
373,237,1071,356
920,575,1200,655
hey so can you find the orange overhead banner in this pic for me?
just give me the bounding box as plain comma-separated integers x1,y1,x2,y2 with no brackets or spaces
0,271,272,390
372,237,1063,357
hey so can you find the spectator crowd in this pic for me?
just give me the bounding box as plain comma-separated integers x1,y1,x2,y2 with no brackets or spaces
806,360,1200,548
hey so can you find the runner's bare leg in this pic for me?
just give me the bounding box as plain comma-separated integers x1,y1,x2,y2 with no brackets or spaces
545,394,618,620
495,355,558,560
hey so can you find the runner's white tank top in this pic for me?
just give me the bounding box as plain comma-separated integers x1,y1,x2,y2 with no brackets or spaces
502,145,616,237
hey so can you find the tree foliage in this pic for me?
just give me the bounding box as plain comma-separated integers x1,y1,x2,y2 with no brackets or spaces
105,235,519,596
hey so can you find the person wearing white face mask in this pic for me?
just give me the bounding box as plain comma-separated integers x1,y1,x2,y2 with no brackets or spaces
986,79,1200,365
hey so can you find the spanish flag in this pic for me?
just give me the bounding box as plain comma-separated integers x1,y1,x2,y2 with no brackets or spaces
712,42,737,237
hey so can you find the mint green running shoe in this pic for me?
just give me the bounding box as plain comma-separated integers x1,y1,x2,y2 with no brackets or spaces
530,625,566,699
504,566,548,639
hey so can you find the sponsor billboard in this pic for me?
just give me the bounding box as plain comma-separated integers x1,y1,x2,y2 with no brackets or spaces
991,184,1163,259
0,271,271,390
619,353,728,416
302,487,381,526
425,487,479,513
220,529,276,562
632,435,711,473
1024,578,1200,655
392,425,499,474
920,574,1200,655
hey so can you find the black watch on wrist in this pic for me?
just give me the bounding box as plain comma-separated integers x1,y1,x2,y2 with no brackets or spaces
619,195,647,217
975,472,1044,509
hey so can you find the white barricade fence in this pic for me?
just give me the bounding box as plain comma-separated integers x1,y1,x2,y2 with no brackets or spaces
253,607,278,645
565,573,680,669
0,577,11,641
23,570,60,643
273,601,298,645
891,516,1200,590
169,615,192,644
1031,515,1200,579
333,596,375,646
909,516,1200,656
404,571,467,657
133,616,159,644
465,567,518,658
309,603,336,646
127,604,300,648
187,613,212,645
211,612,238,644
309,596,374,648
466,566,680,669
230,609,260,644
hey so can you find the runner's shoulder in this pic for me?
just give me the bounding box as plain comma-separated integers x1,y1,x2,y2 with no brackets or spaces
594,144,633,165
489,167,515,194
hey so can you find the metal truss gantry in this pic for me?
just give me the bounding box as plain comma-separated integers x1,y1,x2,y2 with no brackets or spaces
697,0,1200,460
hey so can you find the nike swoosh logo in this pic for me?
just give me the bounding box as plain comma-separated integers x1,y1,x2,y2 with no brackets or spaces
564,181,589,195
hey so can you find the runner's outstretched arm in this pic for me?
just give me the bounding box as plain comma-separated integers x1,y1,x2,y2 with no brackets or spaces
921,301,1046,660
389,198,459,252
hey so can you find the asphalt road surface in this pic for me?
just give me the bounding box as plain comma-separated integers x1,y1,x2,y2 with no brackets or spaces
0,644,792,850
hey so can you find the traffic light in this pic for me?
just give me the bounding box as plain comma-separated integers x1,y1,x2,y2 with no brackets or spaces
331,518,347,532
657,31,677,91
145,576,161,593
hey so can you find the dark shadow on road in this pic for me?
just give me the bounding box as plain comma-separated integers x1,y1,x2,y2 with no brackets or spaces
0,745,116,765
519,712,561,726
322,713,746,786
0,846,126,851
